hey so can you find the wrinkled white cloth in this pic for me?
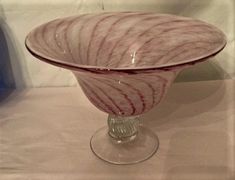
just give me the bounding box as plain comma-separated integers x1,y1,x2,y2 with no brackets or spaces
0,80,234,179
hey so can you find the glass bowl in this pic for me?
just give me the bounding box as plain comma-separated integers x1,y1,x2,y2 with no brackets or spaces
25,12,226,165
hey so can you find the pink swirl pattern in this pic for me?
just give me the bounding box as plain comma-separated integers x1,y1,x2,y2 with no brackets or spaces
25,12,226,116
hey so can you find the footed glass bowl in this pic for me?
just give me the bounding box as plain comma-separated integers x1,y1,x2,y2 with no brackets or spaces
25,12,226,164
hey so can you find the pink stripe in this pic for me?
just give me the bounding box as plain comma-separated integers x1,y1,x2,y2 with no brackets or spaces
80,79,116,114
114,19,186,67
62,17,80,62
116,22,214,67
120,81,146,114
77,15,94,65
79,82,102,111
86,14,115,66
163,46,210,64
43,20,65,56
131,31,215,67
152,41,212,65
94,12,148,66
54,20,67,51
89,77,136,115
34,21,61,58
54,17,80,63
65,15,88,63
85,77,125,115
130,76,156,108
147,74,168,105
106,15,161,63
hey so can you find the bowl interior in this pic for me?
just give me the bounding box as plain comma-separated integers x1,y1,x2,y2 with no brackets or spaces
26,12,226,70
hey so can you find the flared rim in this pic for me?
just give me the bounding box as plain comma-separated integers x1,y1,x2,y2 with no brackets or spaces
25,12,227,72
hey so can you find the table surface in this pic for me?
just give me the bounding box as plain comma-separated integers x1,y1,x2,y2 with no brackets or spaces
0,80,234,180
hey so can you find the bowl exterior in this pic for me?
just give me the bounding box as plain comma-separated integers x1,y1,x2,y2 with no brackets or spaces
73,69,179,116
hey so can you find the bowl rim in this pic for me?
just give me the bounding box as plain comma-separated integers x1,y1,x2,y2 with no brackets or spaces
25,12,227,72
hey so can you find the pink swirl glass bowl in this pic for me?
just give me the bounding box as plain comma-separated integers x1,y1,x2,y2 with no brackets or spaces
25,12,226,164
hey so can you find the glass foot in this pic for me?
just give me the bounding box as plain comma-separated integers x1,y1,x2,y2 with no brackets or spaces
90,125,159,165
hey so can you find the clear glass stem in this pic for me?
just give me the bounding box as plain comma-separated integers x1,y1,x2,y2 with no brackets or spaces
107,115,140,143
90,115,159,164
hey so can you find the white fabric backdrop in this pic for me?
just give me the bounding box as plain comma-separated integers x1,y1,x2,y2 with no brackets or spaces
0,0,234,87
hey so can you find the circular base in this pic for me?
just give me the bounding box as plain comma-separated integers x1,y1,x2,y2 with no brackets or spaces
90,126,159,165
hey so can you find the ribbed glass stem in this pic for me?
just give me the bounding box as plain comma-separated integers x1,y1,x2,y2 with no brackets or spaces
108,115,140,142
